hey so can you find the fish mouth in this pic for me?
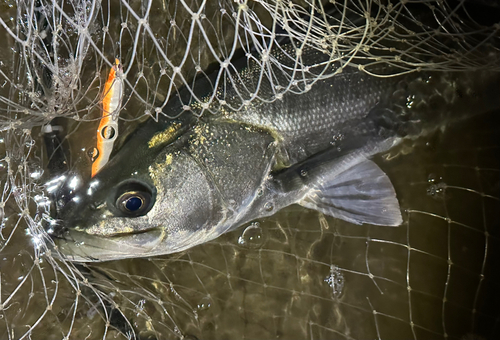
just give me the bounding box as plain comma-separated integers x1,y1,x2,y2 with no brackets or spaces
53,227,166,262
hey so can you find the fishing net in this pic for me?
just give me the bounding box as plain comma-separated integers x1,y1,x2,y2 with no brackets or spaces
1,0,499,339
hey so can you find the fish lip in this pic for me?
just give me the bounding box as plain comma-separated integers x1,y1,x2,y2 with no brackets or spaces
84,224,162,237
54,227,167,262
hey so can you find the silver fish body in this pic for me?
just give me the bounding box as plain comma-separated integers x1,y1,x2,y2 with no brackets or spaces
52,48,500,261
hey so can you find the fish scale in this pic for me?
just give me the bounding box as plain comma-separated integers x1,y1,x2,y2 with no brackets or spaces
223,68,399,163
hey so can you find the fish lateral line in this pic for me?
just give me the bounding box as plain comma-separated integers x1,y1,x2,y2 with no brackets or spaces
92,59,124,177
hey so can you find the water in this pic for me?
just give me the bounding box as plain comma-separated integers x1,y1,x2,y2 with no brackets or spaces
0,0,499,339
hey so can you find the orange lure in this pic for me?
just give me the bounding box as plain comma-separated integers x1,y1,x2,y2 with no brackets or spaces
92,59,124,177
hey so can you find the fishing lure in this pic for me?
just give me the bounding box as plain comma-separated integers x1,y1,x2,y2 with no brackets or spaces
92,59,124,177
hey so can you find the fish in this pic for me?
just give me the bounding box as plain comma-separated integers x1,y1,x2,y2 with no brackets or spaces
51,45,500,262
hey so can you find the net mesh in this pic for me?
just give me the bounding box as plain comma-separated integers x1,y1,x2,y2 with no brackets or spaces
0,0,499,339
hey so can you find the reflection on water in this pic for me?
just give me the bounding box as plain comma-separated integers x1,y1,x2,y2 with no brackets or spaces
0,0,499,339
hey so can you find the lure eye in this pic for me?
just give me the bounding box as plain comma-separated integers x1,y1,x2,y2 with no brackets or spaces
114,181,155,217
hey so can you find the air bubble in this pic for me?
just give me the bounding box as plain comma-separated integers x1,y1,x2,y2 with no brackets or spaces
238,222,265,249
324,265,345,298
427,182,446,200
330,133,344,146
406,94,415,108
196,296,212,311
264,201,274,211
427,173,443,183
427,174,446,200
300,169,308,177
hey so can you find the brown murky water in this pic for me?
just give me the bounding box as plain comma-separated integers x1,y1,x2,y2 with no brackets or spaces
0,1,499,339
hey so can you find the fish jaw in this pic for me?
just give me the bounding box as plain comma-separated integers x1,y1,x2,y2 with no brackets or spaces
54,220,227,262
53,218,221,263
54,227,167,262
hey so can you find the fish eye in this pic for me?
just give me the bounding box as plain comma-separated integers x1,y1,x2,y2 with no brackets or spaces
117,191,147,213
114,181,154,217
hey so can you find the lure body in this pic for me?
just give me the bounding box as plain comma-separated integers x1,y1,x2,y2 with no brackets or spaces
92,59,124,177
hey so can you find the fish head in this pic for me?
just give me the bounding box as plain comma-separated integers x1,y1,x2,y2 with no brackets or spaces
53,144,221,262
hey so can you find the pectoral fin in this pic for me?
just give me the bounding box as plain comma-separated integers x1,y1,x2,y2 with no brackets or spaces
299,159,402,226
